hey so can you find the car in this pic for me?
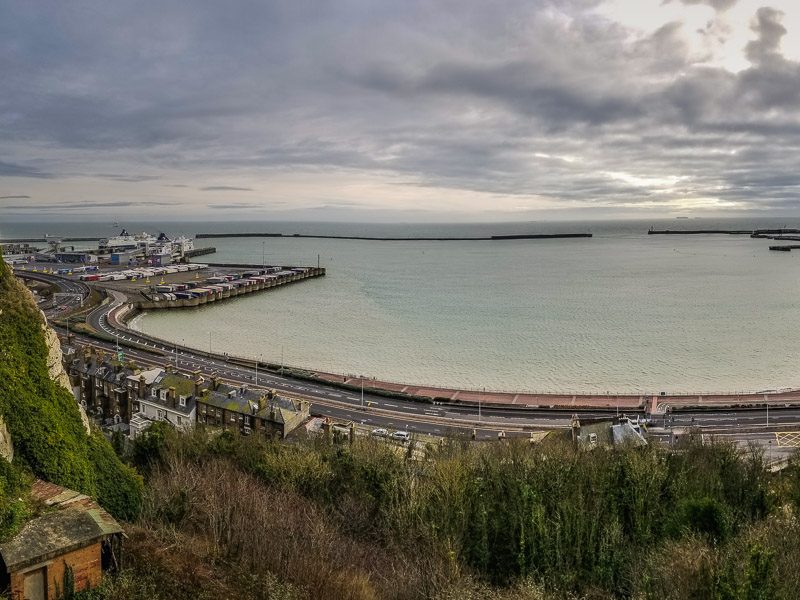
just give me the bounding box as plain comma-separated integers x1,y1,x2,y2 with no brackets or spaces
371,428,388,438
391,431,410,443
59,306,68,311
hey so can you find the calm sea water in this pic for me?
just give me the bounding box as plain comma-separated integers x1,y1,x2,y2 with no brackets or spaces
5,218,800,394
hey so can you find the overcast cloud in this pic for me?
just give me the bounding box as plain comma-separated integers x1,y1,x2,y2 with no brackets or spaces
2,0,800,221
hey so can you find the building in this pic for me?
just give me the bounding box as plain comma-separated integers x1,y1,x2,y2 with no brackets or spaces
53,252,98,264
66,343,310,440
69,346,138,425
0,480,122,599
196,377,310,438
129,366,200,438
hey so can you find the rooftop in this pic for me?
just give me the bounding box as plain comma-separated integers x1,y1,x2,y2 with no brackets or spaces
0,481,122,572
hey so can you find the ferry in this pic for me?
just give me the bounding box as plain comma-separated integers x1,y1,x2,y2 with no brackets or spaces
99,229,157,250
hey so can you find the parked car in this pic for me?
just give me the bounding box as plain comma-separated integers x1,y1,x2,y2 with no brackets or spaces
391,431,410,443
59,306,68,311
371,428,388,438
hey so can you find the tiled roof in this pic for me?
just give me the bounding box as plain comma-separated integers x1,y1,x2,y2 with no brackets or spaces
201,386,305,425
0,480,122,572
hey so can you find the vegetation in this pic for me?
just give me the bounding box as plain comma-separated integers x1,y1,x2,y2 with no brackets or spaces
0,259,143,524
61,419,796,600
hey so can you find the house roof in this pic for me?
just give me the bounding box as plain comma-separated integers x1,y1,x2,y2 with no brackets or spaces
201,384,305,425
0,481,122,572
126,367,163,386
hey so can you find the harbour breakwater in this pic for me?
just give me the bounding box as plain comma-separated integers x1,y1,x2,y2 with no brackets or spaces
648,228,800,236
195,232,592,241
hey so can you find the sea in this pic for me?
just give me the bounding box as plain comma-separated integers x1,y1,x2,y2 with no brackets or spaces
4,217,800,395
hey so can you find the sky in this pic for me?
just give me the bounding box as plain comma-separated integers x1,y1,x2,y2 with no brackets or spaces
3,0,800,222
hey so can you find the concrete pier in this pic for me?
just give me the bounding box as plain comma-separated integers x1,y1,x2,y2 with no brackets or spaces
136,267,325,310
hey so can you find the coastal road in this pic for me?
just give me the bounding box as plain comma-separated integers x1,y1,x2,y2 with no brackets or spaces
20,269,800,441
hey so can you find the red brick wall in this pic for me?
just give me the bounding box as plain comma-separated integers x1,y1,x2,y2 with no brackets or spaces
9,542,101,599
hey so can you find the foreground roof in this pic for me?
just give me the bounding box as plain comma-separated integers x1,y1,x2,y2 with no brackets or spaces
0,481,122,572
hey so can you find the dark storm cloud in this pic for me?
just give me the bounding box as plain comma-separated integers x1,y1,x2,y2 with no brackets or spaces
2,0,800,215
0,161,52,179
673,0,740,11
3,201,174,210
200,186,254,191
95,174,161,182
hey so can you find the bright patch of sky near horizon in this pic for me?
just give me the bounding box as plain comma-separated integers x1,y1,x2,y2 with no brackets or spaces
3,0,800,222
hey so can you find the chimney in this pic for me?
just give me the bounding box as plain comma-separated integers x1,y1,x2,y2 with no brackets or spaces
96,348,105,363
258,395,266,411
138,375,146,399
114,362,122,373
193,370,203,397
168,386,176,409
210,373,219,391
67,333,75,346
165,363,174,374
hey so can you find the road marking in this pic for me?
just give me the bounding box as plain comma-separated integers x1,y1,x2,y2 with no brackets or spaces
776,432,800,447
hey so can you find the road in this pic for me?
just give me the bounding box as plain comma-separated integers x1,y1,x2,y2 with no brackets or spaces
16,268,800,442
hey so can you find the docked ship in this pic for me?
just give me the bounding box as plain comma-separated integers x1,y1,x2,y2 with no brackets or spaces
98,229,157,251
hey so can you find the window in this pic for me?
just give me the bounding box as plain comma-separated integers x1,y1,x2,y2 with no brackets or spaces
230,413,236,422
179,396,186,407
244,415,251,426
151,389,156,398
160,390,166,401
157,409,165,420
177,416,182,425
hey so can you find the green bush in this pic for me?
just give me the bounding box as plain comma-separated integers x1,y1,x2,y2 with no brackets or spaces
0,260,143,521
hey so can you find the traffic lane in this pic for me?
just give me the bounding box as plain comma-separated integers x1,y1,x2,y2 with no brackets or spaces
657,409,800,428
315,403,515,441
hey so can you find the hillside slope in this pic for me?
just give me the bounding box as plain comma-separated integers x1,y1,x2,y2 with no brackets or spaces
0,259,142,525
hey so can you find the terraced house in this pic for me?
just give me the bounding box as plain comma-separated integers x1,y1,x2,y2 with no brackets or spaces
129,365,200,438
68,345,138,425
196,377,310,438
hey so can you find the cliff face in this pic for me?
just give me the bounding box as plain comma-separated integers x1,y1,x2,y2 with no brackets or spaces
42,314,71,390
39,309,91,434
0,259,143,520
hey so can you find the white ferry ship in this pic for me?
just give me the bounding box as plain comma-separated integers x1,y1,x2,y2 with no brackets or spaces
98,229,157,250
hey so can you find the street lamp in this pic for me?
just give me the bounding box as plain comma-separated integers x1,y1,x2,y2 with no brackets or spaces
262,241,265,268
361,375,364,407
255,353,261,387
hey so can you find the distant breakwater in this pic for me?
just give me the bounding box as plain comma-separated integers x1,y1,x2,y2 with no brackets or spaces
648,228,800,236
195,232,592,241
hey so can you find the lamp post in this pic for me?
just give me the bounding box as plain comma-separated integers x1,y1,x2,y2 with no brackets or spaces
208,331,212,355
262,241,265,268
280,345,284,376
255,353,261,387
361,375,364,407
